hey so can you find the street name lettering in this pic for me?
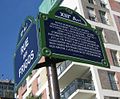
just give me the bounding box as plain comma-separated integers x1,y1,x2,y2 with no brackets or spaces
14,22,39,90
21,37,29,56
19,36,35,78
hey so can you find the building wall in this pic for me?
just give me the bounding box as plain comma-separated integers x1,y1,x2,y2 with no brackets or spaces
17,67,48,99
106,48,114,66
115,72,120,90
32,79,38,95
98,69,111,90
81,0,112,25
0,81,14,99
114,15,120,32
41,89,47,99
18,85,27,99
104,29,120,45
109,0,120,13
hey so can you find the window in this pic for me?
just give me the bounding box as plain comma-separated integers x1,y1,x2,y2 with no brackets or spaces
0,85,2,89
88,0,94,4
99,10,108,24
0,90,2,96
110,50,120,66
100,0,107,8
96,27,108,43
9,91,14,98
8,85,14,90
3,85,7,90
108,72,118,91
87,7,96,21
117,16,120,25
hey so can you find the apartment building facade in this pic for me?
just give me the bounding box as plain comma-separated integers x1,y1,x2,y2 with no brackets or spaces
0,80,14,99
16,0,120,99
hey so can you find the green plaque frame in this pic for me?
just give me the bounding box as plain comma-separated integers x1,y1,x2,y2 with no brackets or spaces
38,7,109,68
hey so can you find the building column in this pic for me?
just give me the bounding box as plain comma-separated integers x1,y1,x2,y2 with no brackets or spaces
91,66,104,99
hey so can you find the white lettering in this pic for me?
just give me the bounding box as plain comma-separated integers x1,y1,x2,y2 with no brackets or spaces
73,16,82,23
60,12,71,19
19,50,34,78
30,50,34,60
20,37,29,55
23,51,28,60
20,23,29,37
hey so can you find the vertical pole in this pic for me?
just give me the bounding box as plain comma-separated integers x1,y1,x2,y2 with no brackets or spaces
47,62,60,99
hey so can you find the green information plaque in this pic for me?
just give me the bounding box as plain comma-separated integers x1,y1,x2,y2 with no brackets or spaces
38,7,109,67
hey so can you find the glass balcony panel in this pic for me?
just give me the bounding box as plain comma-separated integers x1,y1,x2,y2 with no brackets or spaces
61,78,95,99
57,60,72,76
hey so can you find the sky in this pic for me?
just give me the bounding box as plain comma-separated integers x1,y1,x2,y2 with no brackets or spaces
0,0,42,81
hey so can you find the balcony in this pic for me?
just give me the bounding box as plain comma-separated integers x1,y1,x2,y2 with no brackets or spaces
57,60,72,76
100,0,106,5
57,61,90,89
100,0,107,8
88,0,94,4
61,78,95,99
88,11,96,21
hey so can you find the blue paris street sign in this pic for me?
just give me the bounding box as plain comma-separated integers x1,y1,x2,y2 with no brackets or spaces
14,18,40,90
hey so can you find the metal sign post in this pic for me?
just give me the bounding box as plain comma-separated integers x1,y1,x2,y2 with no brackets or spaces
47,62,60,99
34,57,62,99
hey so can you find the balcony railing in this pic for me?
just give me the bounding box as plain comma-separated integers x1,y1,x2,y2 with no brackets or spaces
61,78,95,99
57,60,72,76
101,17,108,24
